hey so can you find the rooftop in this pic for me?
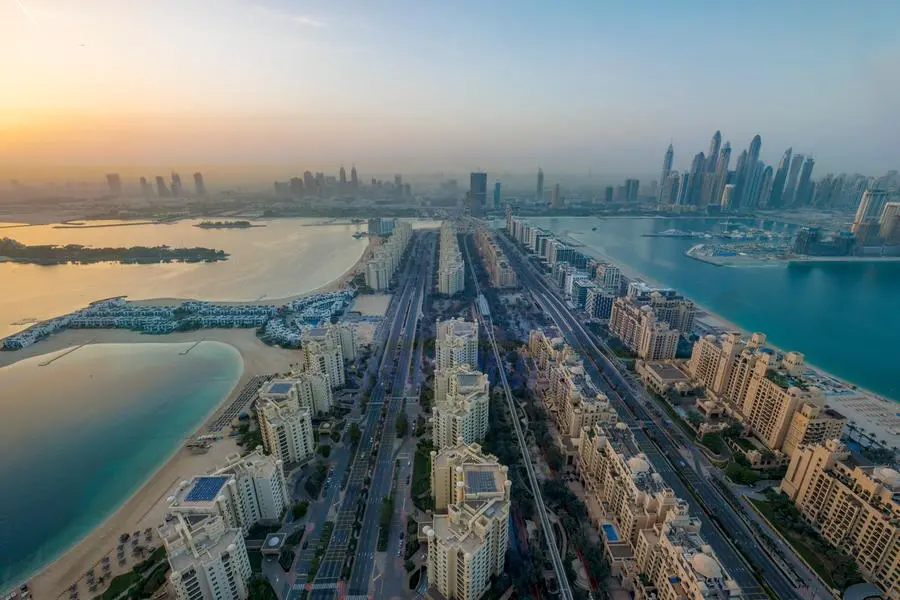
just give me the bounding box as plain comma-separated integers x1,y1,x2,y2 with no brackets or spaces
185,476,229,502
265,381,293,395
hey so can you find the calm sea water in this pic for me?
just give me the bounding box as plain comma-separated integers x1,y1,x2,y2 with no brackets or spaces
0,219,369,337
535,216,900,402
0,342,242,590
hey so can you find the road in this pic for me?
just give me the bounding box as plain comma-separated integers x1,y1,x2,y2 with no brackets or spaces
291,231,433,600
493,231,804,600
460,236,575,600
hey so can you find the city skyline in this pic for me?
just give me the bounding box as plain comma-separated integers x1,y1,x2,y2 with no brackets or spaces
2,0,899,175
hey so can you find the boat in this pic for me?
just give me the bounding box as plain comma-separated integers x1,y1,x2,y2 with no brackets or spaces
591,227,597,231
352,231,366,239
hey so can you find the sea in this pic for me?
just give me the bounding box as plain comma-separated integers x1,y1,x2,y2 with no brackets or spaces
534,216,900,403
0,218,370,337
0,342,243,591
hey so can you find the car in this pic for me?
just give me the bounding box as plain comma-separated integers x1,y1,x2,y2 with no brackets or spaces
302,541,308,549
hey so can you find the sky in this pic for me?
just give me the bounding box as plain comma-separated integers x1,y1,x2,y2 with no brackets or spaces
1,0,899,179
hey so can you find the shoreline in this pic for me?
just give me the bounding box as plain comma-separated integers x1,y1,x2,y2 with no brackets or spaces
560,231,900,446
5,329,300,599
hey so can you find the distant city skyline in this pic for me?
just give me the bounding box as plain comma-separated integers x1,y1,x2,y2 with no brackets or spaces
2,1,899,175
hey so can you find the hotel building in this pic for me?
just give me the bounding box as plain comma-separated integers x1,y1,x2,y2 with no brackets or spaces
781,440,900,599
609,298,679,360
433,365,490,450
257,381,315,465
436,318,479,372
425,443,511,600
687,332,765,396
302,327,346,388
160,513,252,600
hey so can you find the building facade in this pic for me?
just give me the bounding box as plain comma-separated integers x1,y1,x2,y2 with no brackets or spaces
433,365,490,450
257,383,315,465
439,221,465,295
436,318,479,372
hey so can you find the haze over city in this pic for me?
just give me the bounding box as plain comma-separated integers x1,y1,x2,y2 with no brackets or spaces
3,0,900,180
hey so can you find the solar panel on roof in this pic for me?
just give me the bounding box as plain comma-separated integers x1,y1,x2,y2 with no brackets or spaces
466,471,496,493
185,476,228,502
267,382,293,395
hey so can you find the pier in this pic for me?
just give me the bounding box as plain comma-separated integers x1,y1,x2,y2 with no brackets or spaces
39,342,92,366
178,340,204,355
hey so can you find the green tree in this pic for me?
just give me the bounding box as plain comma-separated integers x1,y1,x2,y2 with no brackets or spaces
395,413,409,437
347,423,361,446
292,501,309,519
405,560,415,573
317,444,331,458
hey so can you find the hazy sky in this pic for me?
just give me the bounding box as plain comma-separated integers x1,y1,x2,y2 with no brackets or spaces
2,0,899,177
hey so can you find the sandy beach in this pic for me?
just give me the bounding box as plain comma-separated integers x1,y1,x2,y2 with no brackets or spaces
5,328,301,600
562,231,900,449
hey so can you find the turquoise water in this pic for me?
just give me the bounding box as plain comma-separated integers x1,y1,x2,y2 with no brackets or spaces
0,342,242,590
536,217,900,402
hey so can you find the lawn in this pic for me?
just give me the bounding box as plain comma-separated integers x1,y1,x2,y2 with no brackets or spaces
411,441,433,511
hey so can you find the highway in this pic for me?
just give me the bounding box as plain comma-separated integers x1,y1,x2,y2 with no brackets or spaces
494,231,802,600
296,231,433,600
460,237,575,600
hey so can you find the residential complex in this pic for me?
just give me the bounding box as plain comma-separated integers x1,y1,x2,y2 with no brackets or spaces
425,442,511,600
160,513,252,600
302,326,346,389
432,364,490,450
780,440,900,599
257,380,315,465
609,297,680,360
165,449,289,534
436,318,479,372
577,421,742,598
364,220,412,291
438,221,465,295
474,223,517,288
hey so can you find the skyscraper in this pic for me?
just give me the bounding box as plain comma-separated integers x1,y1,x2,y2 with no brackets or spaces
711,141,732,208
624,178,640,202
350,165,358,190
139,177,153,198
733,134,761,207
768,147,792,207
155,176,170,198
106,173,122,196
686,152,705,205
676,171,690,205
193,172,206,196
492,181,501,209
469,172,488,212
742,161,765,209
660,172,680,205
604,185,614,203
794,157,815,206
782,154,805,206
289,177,303,196
747,134,762,166
170,172,183,197
339,165,347,188
707,130,722,172
536,167,544,202
551,183,562,208
757,165,774,208
657,144,674,203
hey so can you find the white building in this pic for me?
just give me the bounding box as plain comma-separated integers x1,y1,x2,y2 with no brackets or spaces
257,382,315,465
302,327,346,388
433,365,490,450
436,318,479,372
160,513,252,600
293,372,333,415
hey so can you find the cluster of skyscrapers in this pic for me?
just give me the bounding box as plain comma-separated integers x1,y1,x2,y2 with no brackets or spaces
527,328,744,599
850,188,900,246
656,131,815,211
274,166,414,199
363,220,412,291
438,221,465,295
104,172,206,198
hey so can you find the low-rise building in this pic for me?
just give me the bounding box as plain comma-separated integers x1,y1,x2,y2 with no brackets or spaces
636,360,693,396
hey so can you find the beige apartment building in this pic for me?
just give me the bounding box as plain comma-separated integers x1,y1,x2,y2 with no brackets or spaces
687,331,765,396
781,440,900,599
301,327,346,389
432,365,490,450
609,298,679,360
546,353,616,440
439,221,465,295
474,224,517,288
257,382,315,466
436,318,479,372
426,443,511,600
634,506,744,599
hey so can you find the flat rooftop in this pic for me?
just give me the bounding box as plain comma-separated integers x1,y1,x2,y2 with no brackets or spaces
645,362,691,381
185,476,229,502
265,381,293,395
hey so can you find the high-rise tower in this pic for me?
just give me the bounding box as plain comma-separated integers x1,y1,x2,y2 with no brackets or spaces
536,167,544,202
794,157,815,206
657,144,674,203
350,165,358,190
687,152,706,205
339,165,347,187
707,131,722,173
712,141,732,207
193,172,206,196
783,154,805,206
768,147,792,207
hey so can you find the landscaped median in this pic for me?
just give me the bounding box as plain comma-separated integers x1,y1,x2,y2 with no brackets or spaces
306,521,335,583
748,491,862,592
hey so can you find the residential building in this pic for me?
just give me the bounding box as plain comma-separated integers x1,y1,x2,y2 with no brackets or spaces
433,365,490,450
363,221,412,290
302,327,346,388
545,353,616,441
879,202,900,243
687,332,754,396
439,221,465,295
436,318,479,372
634,507,744,599
609,298,679,360
425,443,511,600
160,513,252,600
551,183,563,208
257,382,314,465
292,372,333,415
647,291,696,335
165,450,289,534
474,225,517,288
585,286,616,320
781,403,845,459
595,263,622,292
657,144,674,204
780,440,900,599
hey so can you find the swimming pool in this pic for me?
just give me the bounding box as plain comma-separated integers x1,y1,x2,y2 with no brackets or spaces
602,523,619,542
